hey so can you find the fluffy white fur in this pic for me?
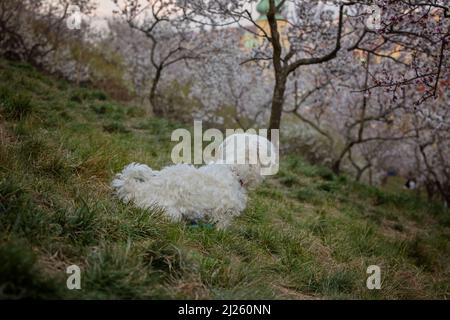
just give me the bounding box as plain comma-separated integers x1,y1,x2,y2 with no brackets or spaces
111,133,275,228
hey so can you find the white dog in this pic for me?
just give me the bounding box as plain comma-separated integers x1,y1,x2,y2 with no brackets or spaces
111,133,277,229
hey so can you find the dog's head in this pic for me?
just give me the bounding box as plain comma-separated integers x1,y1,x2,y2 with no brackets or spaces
215,133,279,188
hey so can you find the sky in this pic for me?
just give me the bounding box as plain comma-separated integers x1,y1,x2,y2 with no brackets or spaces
94,0,117,17
93,0,262,18
88,0,305,31
90,0,263,30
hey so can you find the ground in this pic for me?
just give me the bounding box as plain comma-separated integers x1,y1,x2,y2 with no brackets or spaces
0,58,449,299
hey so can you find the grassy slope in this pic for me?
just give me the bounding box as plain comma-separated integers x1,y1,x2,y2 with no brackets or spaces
0,58,449,299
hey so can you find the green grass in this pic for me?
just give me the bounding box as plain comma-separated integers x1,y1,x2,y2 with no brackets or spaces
0,58,449,299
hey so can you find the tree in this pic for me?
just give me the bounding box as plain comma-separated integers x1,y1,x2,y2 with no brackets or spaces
188,29,273,129
179,0,449,140
113,0,202,116
0,0,95,66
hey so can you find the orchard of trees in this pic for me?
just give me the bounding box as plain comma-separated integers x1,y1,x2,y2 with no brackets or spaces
1,0,449,205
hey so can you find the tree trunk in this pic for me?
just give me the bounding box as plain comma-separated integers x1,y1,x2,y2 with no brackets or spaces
332,53,371,175
332,160,341,175
267,0,285,142
356,164,370,182
332,142,354,174
150,66,163,117
268,74,287,140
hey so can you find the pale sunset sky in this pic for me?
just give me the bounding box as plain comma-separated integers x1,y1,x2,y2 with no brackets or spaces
95,0,117,17
93,0,264,18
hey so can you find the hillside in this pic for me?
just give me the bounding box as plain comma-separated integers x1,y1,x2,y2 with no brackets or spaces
0,58,449,299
